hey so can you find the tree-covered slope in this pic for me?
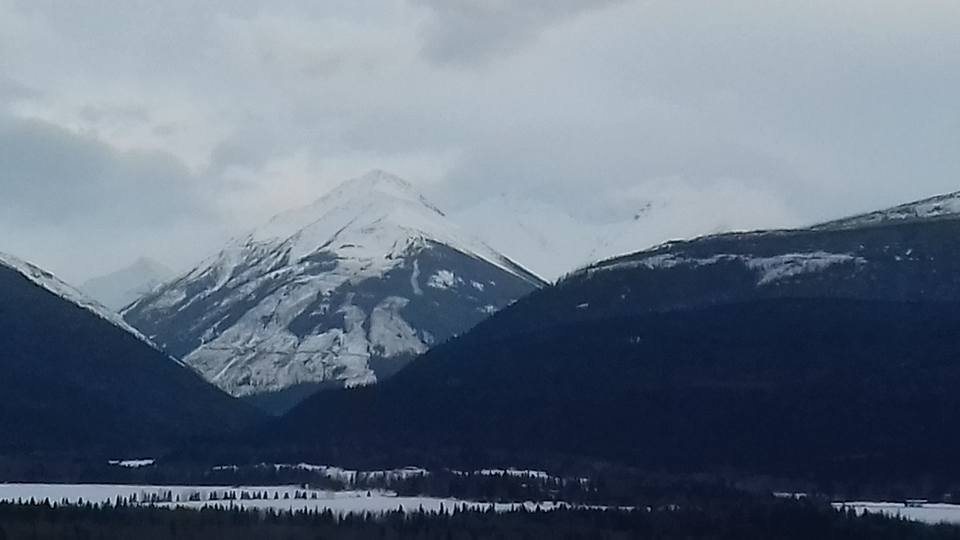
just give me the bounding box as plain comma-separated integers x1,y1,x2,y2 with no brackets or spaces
269,298,960,480
0,262,262,456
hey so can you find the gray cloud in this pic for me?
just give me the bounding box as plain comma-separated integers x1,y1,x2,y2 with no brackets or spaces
208,132,279,175
78,104,151,126
0,115,209,227
412,0,627,66
1,0,959,281
0,113,231,281
0,75,38,105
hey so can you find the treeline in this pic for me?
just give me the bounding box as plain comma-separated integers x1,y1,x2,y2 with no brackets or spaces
374,469,748,507
6,454,960,507
0,498,958,540
0,458,763,507
0,457,343,492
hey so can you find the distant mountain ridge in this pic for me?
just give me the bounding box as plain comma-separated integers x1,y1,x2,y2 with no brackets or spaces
82,257,174,311
124,171,544,409
494,189,960,336
813,189,960,230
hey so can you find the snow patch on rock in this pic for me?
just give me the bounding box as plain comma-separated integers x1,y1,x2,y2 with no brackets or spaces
745,252,865,285
428,270,459,289
369,297,428,359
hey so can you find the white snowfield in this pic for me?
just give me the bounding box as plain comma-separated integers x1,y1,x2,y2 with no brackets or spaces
124,170,541,397
0,484,610,515
835,502,960,526
0,252,163,354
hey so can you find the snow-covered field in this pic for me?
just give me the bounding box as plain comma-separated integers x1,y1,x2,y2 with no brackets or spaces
10,484,955,523
0,484,586,515
835,502,960,525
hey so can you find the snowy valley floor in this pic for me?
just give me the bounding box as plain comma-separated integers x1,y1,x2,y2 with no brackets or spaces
2,483,960,526
0,483,618,515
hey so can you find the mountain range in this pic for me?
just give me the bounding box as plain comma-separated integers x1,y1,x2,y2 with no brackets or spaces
262,189,960,482
123,171,544,413
7,171,960,486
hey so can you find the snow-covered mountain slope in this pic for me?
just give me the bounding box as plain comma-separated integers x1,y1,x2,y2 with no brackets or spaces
0,251,156,349
452,195,597,283
123,171,544,404
451,188,796,282
81,257,174,311
813,190,960,230
462,189,960,342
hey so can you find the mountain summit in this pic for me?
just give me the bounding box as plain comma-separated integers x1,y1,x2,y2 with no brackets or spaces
124,171,544,411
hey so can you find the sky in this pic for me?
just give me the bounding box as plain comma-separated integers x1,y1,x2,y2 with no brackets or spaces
0,0,958,283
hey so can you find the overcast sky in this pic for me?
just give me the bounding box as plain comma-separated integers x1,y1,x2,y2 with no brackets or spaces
1,0,958,282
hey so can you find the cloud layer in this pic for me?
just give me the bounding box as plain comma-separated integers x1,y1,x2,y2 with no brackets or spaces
0,0,958,281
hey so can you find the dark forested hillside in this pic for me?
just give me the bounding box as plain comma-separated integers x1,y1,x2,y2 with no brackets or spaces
268,298,960,482
481,217,960,341
0,263,262,456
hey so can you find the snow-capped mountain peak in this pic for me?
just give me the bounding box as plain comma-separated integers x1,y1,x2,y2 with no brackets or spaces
123,171,543,408
253,170,444,243
228,170,536,286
